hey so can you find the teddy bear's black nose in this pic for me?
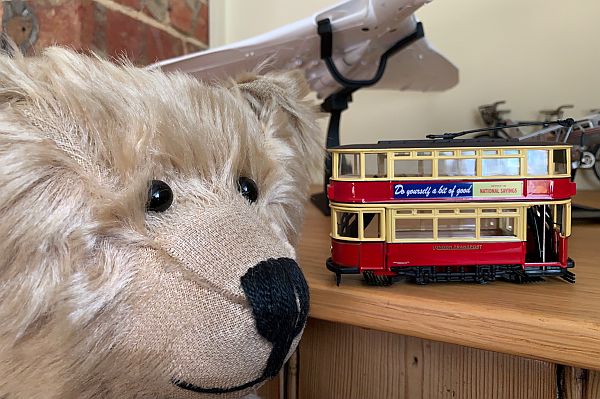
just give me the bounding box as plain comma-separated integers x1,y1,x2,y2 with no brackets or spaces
240,257,309,378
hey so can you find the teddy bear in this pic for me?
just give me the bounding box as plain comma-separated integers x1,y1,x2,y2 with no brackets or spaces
0,42,322,398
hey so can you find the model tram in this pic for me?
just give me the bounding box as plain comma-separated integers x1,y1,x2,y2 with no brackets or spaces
326,138,576,285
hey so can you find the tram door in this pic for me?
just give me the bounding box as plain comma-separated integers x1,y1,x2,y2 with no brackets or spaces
336,210,385,269
360,212,385,269
525,204,562,263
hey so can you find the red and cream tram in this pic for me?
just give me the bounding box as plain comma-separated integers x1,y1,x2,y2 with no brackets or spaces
326,139,576,285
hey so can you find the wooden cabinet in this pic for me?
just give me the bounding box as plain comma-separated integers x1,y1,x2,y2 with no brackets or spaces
298,319,600,399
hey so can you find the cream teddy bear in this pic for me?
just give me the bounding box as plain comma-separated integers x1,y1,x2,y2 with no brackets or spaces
0,45,322,398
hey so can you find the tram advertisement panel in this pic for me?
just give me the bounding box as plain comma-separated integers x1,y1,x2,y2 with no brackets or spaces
393,181,523,199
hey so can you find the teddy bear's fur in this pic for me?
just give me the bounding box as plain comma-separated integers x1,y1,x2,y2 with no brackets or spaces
0,46,322,398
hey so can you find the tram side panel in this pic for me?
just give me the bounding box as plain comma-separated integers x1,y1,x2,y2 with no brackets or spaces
386,242,526,269
331,239,569,275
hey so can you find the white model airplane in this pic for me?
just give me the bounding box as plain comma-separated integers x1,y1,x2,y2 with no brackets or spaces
156,0,458,99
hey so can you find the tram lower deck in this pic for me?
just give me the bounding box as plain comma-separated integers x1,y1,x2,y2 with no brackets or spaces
327,200,575,285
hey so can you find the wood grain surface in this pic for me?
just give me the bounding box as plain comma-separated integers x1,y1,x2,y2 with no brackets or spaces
564,367,587,399
297,191,600,370
257,375,280,399
298,319,557,399
562,367,600,399
585,370,600,399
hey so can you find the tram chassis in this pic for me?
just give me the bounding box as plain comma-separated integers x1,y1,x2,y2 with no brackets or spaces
327,258,575,286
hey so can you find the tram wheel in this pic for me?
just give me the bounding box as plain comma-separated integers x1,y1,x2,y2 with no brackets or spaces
475,267,493,284
502,271,523,284
363,271,393,286
414,267,432,285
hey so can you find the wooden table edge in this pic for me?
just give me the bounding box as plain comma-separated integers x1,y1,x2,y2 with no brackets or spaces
306,285,600,370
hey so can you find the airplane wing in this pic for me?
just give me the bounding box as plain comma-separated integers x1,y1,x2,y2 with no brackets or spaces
155,0,458,99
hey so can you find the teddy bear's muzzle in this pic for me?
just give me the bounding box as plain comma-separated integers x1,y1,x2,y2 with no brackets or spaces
173,257,309,394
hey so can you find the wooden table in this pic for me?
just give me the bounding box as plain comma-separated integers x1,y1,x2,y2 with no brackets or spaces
287,191,600,399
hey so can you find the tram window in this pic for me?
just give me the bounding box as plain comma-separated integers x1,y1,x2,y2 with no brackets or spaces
482,158,519,176
459,209,476,214
504,149,520,155
395,218,434,239
336,211,359,238
553,149,568,174
438,209,455,214
480,217,517,238
363,212,381,238
461,150,476,156
527,150,549,176
438,158,476,176
395,151,410,157
364,153,388,178
483,150,498,155
339,153,360,178
394,159,432,177
417,151,432,157
438,218,476,239
416,209,433,214
501,208,518,214
482,208,496,213
396,209,412,215
439,151,455,157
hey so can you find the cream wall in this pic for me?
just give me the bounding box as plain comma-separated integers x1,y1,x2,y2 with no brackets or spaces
211,0,600,189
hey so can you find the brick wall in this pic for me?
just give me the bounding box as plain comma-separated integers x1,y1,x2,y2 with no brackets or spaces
1,0,208,65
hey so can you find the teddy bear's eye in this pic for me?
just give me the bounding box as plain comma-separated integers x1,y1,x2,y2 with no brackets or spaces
146,180,173,212
237,177,258,203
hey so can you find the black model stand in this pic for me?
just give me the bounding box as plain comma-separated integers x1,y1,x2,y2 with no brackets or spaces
310,19,425,215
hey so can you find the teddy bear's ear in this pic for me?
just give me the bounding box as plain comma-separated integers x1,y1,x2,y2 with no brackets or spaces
234,68,322,151
233,69,316,131
233,70,323,174
235,69,311,106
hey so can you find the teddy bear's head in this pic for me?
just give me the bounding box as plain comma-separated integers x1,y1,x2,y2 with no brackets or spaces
0,47,322,398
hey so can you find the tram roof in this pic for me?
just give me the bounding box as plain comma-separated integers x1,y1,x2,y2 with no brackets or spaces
331,138,565,150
